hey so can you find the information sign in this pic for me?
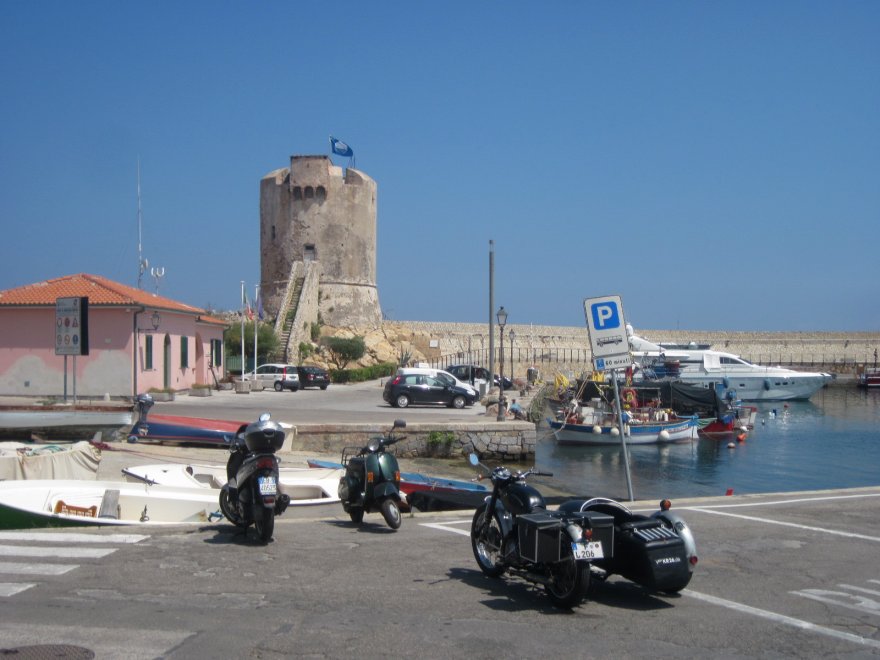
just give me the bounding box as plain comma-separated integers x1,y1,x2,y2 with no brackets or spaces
55,297,89,356
583,295,629,371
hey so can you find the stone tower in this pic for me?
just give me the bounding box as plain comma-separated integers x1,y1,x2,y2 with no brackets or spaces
260,155,381,330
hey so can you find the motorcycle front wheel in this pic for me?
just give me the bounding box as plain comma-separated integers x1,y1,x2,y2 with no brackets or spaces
471,505,506,577
253,503,275,543
219,490,247,527
380,498,402,530
545,548,590,608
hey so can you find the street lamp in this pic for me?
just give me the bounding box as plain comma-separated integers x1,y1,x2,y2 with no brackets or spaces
496,306,508,421
509,329,516,383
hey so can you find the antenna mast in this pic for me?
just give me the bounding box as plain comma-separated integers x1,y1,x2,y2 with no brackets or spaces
137,157,148,289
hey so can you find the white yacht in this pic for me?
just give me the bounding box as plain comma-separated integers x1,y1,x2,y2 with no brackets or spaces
626,326,833,401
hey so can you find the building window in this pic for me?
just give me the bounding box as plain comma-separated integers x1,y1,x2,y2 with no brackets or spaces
181,336,189,368
271,225,276,240
145,335,153,370
304,244,316,261
305,186,314,199
211,339,223,367
293,186,302,200
316,186,326,201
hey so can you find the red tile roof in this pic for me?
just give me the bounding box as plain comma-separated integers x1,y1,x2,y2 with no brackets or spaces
0,273,227,326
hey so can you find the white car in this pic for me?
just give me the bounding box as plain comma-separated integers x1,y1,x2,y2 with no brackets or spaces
396,367,480,399
243,363,300,392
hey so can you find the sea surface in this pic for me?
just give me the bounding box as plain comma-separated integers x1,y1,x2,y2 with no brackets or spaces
536,384,880,502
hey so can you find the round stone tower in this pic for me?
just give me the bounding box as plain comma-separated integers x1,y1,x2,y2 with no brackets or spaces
260,155,381,329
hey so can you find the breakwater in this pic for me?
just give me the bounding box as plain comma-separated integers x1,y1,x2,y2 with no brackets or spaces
388,322,880,377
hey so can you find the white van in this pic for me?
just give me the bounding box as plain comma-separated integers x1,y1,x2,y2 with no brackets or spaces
396,367,480,399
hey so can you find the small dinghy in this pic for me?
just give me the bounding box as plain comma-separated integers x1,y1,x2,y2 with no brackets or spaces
122,463,342,506
0,479,223,530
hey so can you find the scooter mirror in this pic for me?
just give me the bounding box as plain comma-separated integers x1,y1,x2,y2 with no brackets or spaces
259,413,271,423
468,453,480,466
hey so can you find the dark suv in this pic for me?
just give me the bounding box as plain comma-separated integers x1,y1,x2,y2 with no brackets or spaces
446,364,513,390
297,366,331,390
383,373,477,409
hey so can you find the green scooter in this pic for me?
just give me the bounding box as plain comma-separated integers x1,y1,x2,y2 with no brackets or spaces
338,419,406,530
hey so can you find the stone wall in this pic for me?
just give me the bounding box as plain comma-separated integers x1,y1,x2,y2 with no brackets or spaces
286,421,536,462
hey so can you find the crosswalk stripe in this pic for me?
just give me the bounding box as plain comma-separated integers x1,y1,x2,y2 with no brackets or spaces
0,531,149,544
0,544,116,559
0,582,37,597
0,561,78,575
0,622,194,658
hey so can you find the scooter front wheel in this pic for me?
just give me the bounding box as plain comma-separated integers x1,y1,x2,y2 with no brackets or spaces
349,508,364,524
380,498,402,530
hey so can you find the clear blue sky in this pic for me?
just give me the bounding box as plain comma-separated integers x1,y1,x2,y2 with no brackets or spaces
2,2,878,332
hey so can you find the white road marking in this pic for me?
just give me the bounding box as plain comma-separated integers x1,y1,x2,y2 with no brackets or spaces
0,562,78,575
0,544,117,559
685,589,880,650
420,521,471,536
681,492,880,510
687,508,880,542
0,531,148,544
793,588,880,617
0,582,37,596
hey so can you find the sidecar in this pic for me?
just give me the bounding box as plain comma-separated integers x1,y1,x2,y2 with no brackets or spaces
557,497,696,593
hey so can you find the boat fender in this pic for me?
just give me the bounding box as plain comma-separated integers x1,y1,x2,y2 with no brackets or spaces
764,379,771,391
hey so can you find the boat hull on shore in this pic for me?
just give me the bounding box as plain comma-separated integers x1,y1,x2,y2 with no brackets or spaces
0,479,223,530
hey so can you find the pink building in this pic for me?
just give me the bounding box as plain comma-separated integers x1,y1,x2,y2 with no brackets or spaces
0,274,227,398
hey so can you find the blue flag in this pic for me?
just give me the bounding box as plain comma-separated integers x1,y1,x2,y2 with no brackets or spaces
330,136,354,158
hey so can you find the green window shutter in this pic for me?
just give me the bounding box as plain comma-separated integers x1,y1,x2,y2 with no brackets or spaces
145,335,153,370
181,336,189,368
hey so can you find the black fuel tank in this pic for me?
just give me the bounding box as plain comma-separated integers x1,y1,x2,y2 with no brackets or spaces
501,483,545,515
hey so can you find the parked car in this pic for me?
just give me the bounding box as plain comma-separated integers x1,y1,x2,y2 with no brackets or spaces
396,367,479,399
446,364,513,390
297,366,331,390
383,373,478,409
243,364,300,392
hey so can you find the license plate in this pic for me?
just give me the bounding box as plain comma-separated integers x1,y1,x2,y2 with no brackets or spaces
258,476,277,495
572,541,604,560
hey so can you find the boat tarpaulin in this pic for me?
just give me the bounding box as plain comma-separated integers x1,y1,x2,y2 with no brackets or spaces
0,440,101,481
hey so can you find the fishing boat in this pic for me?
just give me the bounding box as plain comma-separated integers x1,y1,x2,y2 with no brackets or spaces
548,415,698,445
0,479,223,530
121,463,341,506
857,368,880,388
0,403,134,440
306,458,488,511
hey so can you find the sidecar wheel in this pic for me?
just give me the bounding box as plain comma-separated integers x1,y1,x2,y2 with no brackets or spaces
546,546,590,608
349,508,364,524
380,499,402,530
219,490,247,528
254,505,275,543
471,505,506,577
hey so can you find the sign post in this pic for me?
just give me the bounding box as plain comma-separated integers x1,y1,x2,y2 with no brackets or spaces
55,297,89,402
584,295,634,501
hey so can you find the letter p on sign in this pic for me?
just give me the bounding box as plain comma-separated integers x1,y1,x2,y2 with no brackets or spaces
591,302,620,330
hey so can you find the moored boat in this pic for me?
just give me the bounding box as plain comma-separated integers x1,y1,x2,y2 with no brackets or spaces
548,416,698,445
0,479,223,530
857,368,880,388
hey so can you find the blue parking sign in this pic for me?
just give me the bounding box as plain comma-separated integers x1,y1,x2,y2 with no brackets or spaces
590,301,620,330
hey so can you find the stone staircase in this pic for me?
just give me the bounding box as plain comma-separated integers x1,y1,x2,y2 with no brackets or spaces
278,276,304,362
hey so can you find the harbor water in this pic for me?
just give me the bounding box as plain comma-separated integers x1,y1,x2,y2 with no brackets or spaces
537,384,880,501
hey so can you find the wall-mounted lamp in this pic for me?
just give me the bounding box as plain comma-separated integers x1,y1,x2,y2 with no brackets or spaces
151,311,161,331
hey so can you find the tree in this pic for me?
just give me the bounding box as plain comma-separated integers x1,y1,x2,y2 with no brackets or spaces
320,336,366,370
224,320,280,364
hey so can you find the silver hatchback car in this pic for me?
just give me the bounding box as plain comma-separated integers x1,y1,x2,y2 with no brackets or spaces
244,363,300,392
